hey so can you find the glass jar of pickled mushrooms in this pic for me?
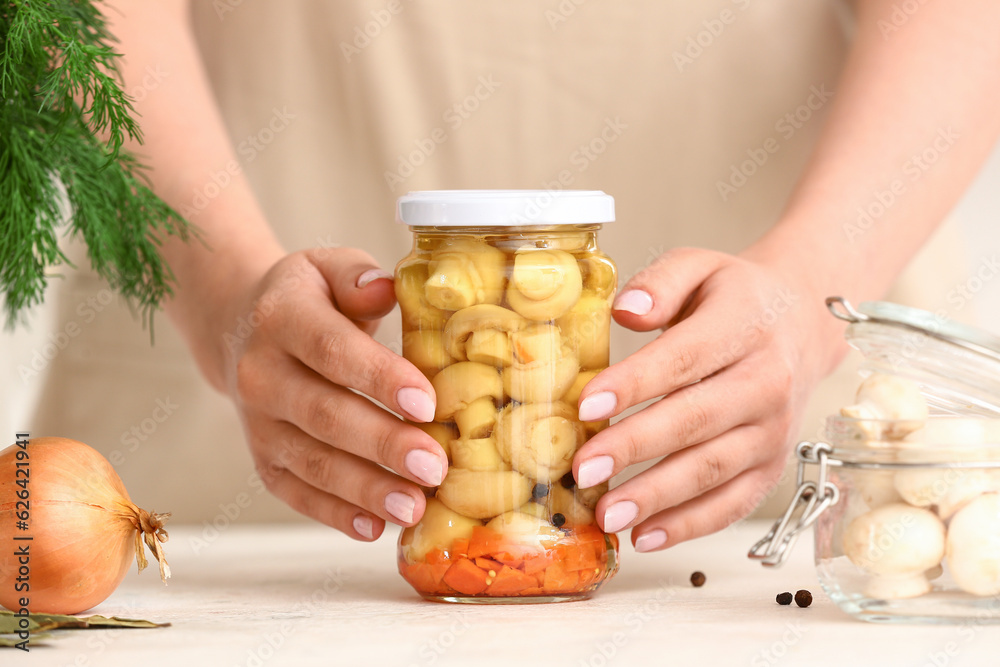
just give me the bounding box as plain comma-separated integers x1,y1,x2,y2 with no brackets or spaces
394,190,620,603
752,297,1000,623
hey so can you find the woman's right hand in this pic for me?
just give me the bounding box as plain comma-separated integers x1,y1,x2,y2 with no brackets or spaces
220,247,447,541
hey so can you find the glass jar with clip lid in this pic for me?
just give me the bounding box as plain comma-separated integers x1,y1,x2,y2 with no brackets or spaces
750,296,1000,623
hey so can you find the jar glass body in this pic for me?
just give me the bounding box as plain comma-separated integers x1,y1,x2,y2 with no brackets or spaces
394,224,619,603
814,416,1000,623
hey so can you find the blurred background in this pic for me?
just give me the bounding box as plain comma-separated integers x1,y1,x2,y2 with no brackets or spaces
2,0,999,536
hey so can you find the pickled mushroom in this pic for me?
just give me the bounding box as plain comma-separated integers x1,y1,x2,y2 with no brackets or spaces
396,261,451,330
443,304,528,363
557,292,611,369
496,401,584,482
504,324,577,403
451,437,509,472
415,422,457,463
466,329,514,367
453,395,498,440
403,330,453,377
510,324,562,365
503,346,579,404
579,253,617,298
549,484,596,526
431,361,503,422
564,370,599,408
506,248,582,321
436,468,534,519
400,498,481,562
424,238,505,311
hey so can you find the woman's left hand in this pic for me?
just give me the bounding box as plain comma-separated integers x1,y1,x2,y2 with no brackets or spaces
572,246,842,552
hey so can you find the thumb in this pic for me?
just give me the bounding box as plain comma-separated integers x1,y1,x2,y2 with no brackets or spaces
612,247,727,331
307,247,397,322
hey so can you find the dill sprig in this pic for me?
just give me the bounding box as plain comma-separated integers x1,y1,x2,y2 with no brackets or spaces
0,0,189,330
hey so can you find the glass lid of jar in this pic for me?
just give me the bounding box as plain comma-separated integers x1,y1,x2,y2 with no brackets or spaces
827,297,1000,418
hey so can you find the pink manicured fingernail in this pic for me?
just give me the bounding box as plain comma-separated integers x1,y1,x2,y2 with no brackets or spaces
385,492,415,524
397,387,436,422
603,500,639,533
353,515,374,540
634,529,667,553
577,455,615,489
405,449,445,487
613,289,653,315
357,268,394,288
578,391,617,421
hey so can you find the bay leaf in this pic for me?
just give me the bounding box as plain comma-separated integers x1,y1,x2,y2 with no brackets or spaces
0,613,40,634
0,610,169,635
0,632,52,647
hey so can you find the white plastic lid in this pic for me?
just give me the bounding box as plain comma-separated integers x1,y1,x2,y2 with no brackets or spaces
396,190,615,227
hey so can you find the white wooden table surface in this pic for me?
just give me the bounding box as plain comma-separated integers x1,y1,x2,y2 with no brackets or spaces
8,519,1000,667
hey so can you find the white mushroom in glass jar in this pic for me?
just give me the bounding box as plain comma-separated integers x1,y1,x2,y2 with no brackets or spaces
403,330,453,378
840,374,928,440
450,437,509,472
894,467,998,520
945,492,1000,596
502,325,580,404
484,511,563,552
430,361,503,438
894,419,1000,519
436,468,534,519
424,238,506,311
400,498,481,562
443,304,528,366
505,248,582,321
853,469,903,511
495,401,584,482
842,503,945,599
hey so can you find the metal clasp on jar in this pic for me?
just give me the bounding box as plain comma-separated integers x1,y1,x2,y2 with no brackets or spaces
748,441,841,567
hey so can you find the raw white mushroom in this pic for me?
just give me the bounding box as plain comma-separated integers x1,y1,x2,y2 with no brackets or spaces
863,573,932,600
842,503,945,577
902,418,990,447
839,469,903,536
945,493,1000,596
894,420,1000,519
841,374,928,440
894,467,998,519
854,469,904,510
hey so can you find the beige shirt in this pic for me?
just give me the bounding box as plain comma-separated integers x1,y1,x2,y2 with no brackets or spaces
10,0,970,523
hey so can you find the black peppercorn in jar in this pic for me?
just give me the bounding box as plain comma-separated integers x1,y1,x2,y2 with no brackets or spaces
394,191,620,604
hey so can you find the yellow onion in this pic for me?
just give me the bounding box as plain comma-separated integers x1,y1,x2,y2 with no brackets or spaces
0,437,170,614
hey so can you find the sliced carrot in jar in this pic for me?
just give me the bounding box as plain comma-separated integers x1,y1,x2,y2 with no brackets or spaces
442,558,490,595
563,544,598,572
401,562,445,594
522,553,552,575
468,526,503,559
451,538,470,558
485,566,536,596
542,562,580,593
474,557,503,571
